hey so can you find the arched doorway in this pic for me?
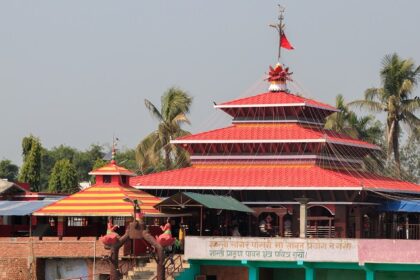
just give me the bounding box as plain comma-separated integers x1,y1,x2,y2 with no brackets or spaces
307,205,335,238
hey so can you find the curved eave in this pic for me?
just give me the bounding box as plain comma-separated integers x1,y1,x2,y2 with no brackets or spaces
33,212,163,217
88,171,135,176
171,138,380,150
215,103,339,112
134,185,363,191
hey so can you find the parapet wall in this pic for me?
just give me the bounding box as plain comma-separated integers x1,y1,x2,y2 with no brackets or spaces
185,237,420,265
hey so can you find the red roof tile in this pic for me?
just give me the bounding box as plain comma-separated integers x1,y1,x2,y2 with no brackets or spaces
172,123,379,150
216,91,337,111
130,165,420,193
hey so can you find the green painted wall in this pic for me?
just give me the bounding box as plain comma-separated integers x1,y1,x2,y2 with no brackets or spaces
376,271,420,280
316,269,364,280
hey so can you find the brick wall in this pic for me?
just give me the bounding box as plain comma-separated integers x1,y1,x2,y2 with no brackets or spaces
0,258,30,280
0,237,110,280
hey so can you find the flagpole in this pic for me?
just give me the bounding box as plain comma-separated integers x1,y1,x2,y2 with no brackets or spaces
278,5,284,62
270,5,285,63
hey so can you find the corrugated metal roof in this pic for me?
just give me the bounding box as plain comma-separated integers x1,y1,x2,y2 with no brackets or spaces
0,181,26,194
157,192,254,213
0,200,59,216
172,123,379,150
131,165,420,193
217,91,337,111
34,184,162,217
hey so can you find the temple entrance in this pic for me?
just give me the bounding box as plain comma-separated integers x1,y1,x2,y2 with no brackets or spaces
307,205,335,238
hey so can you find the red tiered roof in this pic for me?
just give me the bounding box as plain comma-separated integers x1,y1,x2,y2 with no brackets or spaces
131,164,420,193
172,123,379,150
215,91,338,111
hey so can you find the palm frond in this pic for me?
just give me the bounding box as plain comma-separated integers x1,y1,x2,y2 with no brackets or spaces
348,100,384,112
144,99,163,122
161,87,193,121
400,98,420,113
171,112,191,126
364,88,385,102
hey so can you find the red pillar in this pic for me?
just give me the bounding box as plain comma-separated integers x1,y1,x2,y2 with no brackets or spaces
57,217,65,237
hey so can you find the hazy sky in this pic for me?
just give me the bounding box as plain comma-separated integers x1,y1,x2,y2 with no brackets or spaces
1,1,419,165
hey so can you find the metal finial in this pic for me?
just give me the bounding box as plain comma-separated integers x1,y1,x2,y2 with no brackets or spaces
270,4,286,62
111,136,119,163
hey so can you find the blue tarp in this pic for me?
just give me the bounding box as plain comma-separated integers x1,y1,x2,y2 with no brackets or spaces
380,200,420,213
0,200,58,216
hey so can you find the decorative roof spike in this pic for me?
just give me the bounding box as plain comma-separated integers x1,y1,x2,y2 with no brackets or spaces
267,5,294,92
267,63,293,92
111,136,119,164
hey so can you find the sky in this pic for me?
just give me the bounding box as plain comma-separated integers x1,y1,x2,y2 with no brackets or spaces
1,1,420,165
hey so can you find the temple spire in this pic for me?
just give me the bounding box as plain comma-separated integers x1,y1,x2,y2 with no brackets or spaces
111,136,119,164
267,5,293,92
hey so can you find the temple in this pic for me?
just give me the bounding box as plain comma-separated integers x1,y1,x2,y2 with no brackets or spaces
131,64,419,240
128,8,420,280
1,7,420,280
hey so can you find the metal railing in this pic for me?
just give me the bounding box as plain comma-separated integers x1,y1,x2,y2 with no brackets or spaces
380,223,420,240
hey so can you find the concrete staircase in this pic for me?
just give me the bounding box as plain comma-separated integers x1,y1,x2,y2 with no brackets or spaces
123,255,189,280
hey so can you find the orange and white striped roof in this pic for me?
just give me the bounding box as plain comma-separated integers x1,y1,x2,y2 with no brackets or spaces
34,184,162,217
88,161,136,176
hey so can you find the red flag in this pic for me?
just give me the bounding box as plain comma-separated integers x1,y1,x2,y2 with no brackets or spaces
280,32,294,50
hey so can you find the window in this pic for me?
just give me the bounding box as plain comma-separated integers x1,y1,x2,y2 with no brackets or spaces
103,175,112,183
121,175,127,184
68,217,88,227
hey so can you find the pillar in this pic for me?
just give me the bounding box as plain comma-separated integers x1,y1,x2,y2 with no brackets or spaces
295,198,310,238
355,207,362,238
248,266,259,280
305,266,315,280
57,217,65,237
365,269,375,280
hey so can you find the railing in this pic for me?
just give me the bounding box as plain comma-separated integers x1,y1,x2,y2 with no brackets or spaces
307,225,335,238
151,254,184,280
381,223,420,240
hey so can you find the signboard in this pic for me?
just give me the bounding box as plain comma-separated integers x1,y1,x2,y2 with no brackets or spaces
185,237,358,263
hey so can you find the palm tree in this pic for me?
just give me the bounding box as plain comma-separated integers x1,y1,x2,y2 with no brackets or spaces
350,53,420,175
136,87,192,173
325,94,357,137
325,94,383,144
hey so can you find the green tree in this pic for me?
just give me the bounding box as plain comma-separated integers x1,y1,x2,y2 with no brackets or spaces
90,158,107,184
0,160,19,182
73,144,105,181
19,135,42,192
325,94,384,144
136,87,192,173
48,159,79,193
115,148,138,173
40,144,105,187
350,53,420,175
400,139,420,183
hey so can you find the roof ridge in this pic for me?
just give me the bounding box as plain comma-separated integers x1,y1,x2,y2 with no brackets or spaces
219,91,300,105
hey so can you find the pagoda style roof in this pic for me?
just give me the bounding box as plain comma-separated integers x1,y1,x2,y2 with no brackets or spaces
215,91,338,112
88,161,136,176
131,164,420,194
172,123,379,150
34,184,162,217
